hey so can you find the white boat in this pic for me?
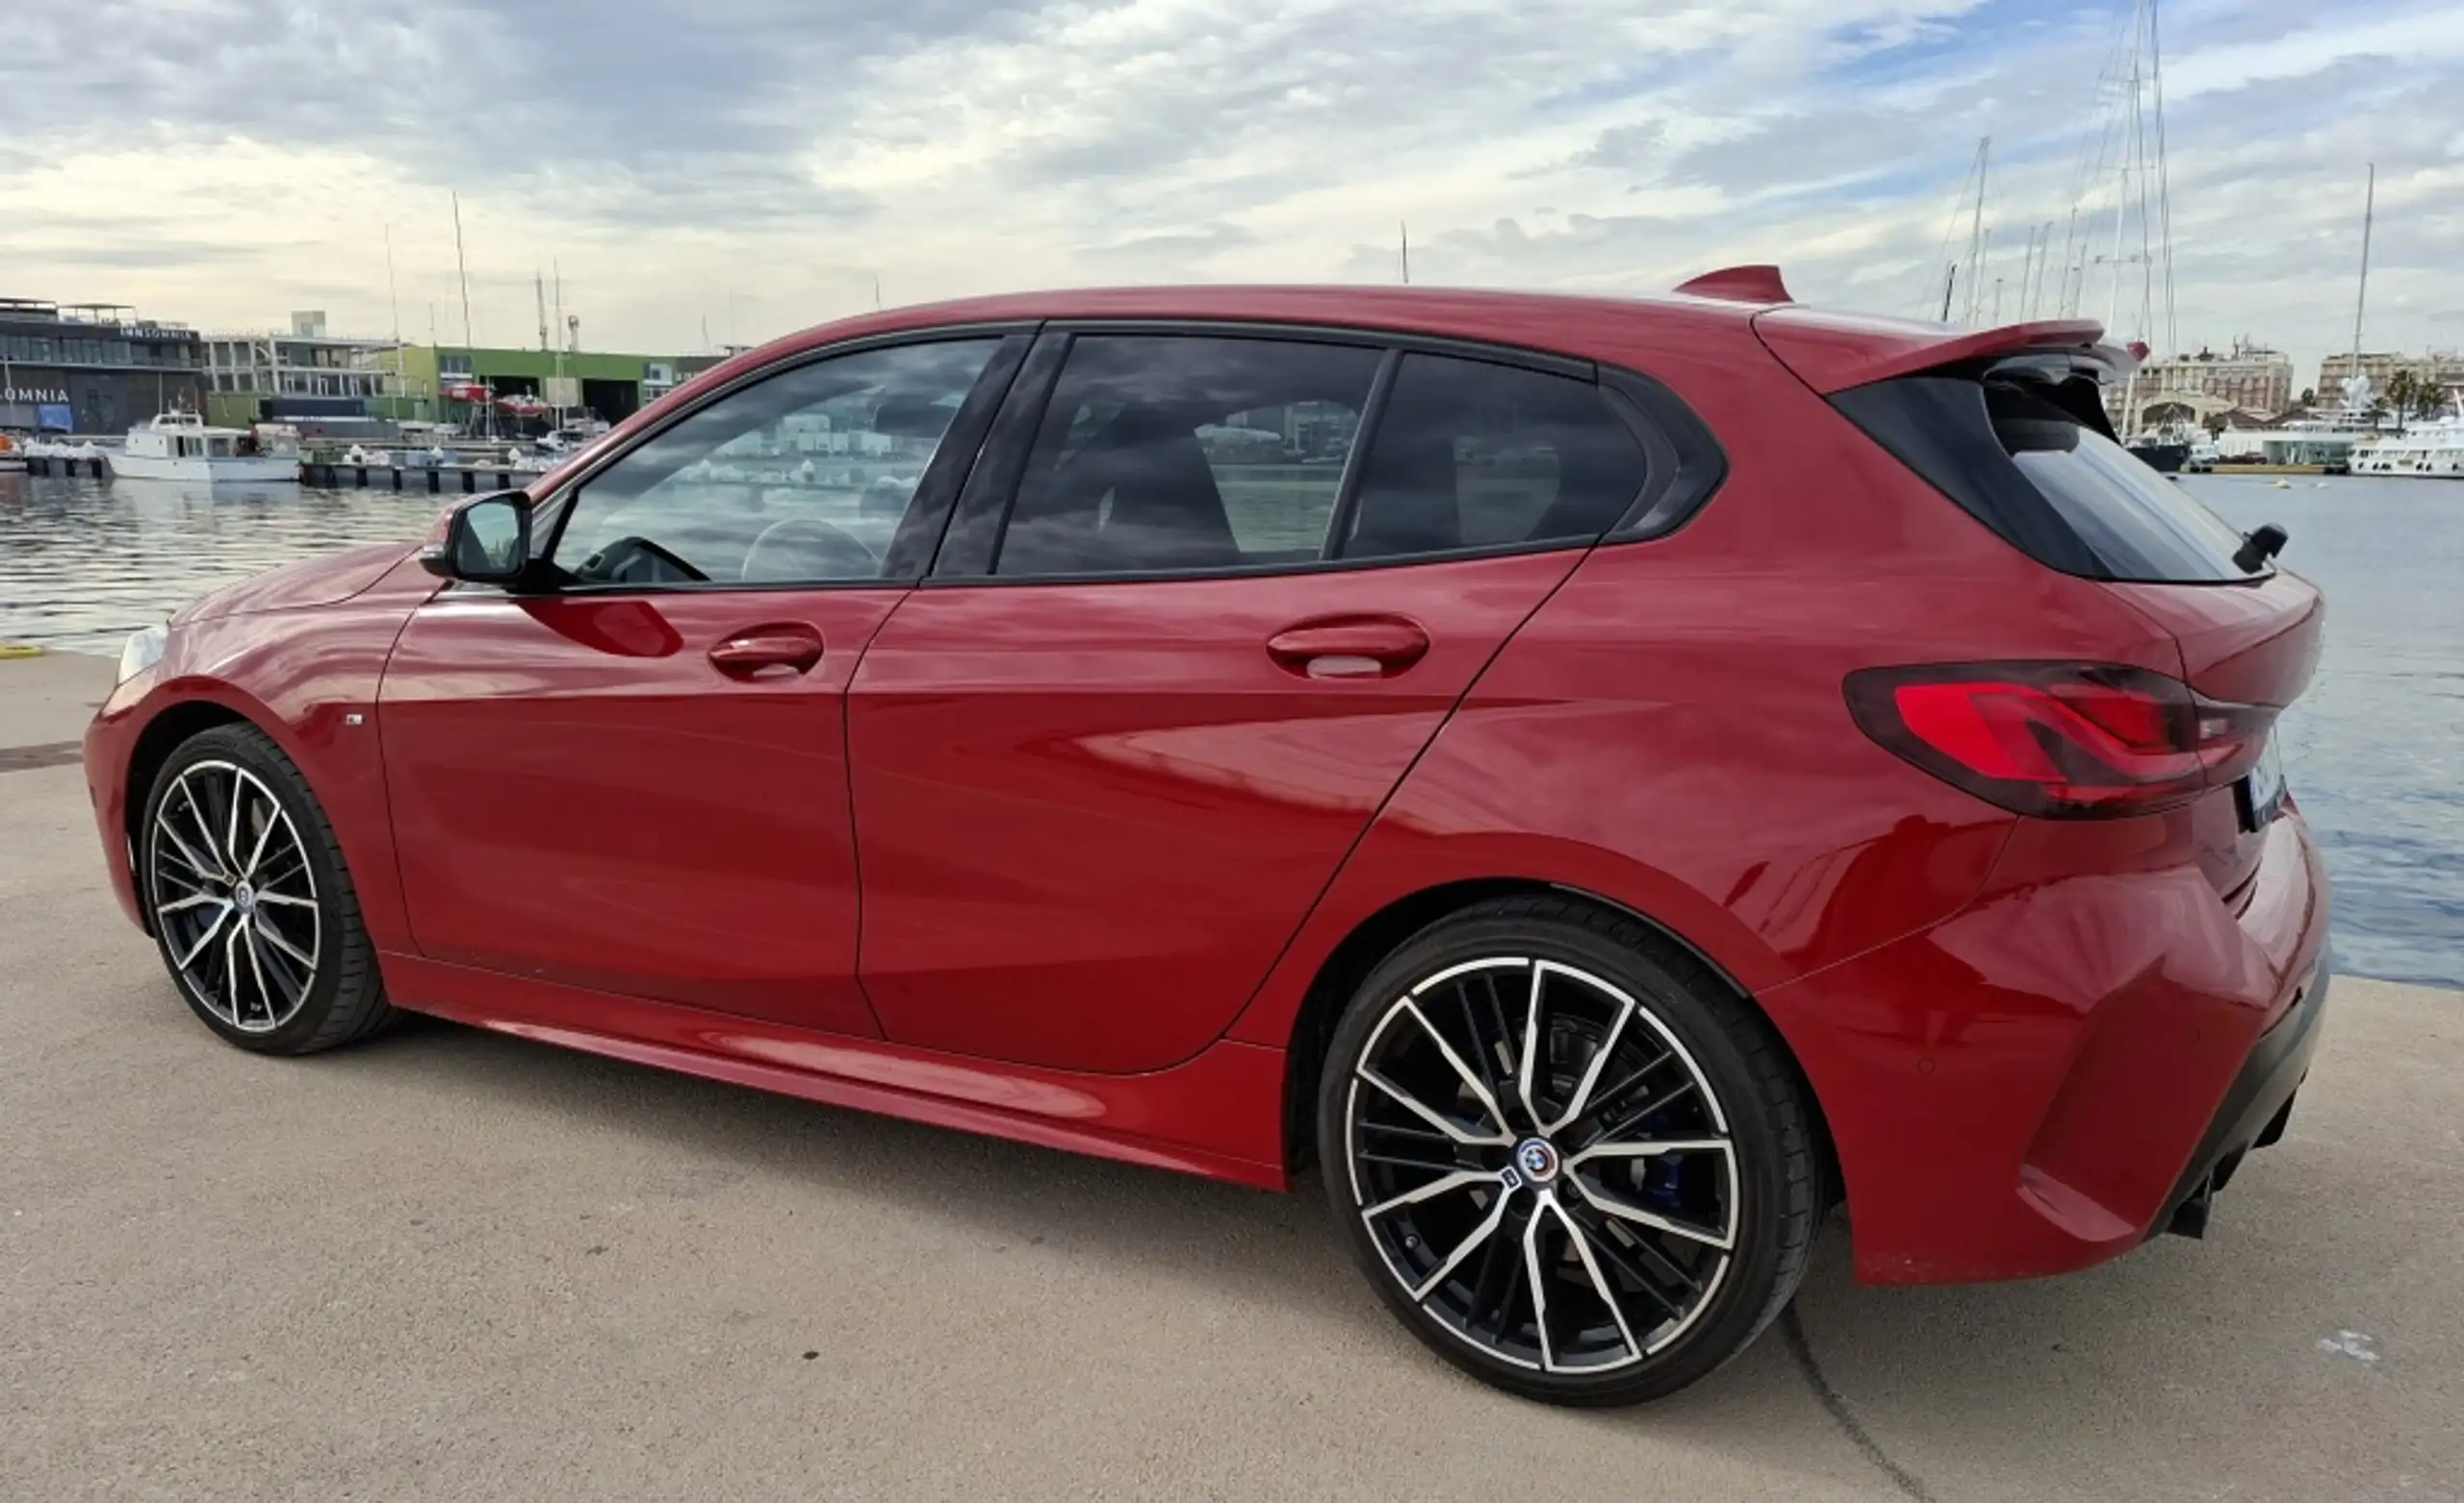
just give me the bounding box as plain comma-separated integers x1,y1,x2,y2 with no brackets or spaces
2351,400,2464,478
108,412,299,483
0,432,26,472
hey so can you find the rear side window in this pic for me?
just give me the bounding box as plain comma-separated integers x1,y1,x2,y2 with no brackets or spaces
993,336,1379,577
1833,373,2263,583
1339,354,1647,560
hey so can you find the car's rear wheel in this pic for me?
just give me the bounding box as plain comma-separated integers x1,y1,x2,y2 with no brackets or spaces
1317,895,1824,1405
139,723,394,1054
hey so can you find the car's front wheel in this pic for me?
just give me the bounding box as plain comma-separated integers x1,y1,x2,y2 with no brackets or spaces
1317,895,1825,1405
139,723,394,1054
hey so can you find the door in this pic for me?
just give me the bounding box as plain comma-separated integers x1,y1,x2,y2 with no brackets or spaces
379,333,1024,1035
849,333,1659,1072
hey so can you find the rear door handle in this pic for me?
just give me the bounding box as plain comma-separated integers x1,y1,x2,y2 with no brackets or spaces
708,624,824,678
1266,616,1430,679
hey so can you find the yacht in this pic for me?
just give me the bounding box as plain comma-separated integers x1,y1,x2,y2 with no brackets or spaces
108,412,298,483
0,431,25,472
2351,399,2464,478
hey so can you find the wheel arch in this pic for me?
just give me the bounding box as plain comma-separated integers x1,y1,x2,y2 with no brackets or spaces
121,699,260,930
1277,878,1843,1222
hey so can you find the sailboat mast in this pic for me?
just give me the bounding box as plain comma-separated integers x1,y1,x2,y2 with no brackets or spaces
450,191,483,440
382,223,404,420
2349,163,2374,407
2104,8,2138,340
2149,0,2177,358
1964,138,1989,324
552,259,566,421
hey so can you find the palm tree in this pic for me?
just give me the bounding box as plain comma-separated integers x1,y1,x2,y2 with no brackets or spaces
2384,369,2420,430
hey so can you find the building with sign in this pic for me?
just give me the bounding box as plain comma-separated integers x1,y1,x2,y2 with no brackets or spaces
1,297,206,434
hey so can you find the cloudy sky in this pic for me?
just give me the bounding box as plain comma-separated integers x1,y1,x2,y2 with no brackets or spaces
3,0,2457,386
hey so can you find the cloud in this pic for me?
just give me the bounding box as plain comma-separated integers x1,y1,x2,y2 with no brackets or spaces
0,0,2454,379
1078,222,1265,270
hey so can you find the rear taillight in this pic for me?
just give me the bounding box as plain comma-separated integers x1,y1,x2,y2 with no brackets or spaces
1843,661,2277,819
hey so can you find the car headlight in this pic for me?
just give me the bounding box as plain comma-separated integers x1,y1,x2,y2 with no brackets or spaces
116,624,168,685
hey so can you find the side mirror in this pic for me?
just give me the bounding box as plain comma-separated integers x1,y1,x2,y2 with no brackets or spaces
2232,522,2288,573
421,493,532,584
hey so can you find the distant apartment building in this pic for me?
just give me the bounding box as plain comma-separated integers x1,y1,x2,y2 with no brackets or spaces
2318,350,2464,407
202,311,404,428
2148,337,2296,411
0,296,205,434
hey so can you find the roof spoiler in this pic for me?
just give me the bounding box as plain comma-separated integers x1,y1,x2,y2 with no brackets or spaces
1751,306,2138,395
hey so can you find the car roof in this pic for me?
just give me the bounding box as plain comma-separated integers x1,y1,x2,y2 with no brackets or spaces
698,280,2116,395
695,284,1768,389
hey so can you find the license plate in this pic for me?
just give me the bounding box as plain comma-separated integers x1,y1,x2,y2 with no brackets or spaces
2238,735,2287,830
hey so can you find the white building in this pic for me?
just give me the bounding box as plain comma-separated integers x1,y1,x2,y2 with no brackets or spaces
202,312,403,420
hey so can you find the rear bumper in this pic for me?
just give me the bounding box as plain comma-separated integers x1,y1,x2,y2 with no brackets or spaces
2156,960,2326,1239
1759,808,2330,1286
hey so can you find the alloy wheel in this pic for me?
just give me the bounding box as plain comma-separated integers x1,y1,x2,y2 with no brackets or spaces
146,758,323,1034
1344,956,1738,1373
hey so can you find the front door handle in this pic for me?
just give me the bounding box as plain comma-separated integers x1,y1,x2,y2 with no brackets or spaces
1266,616,1431,679
708,625,824,678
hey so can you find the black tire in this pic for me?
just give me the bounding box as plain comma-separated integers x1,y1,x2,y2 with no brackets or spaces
138,722,395,1055
1316,894,1824,1406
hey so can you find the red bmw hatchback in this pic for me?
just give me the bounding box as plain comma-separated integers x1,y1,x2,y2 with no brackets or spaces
83,272,2327,1405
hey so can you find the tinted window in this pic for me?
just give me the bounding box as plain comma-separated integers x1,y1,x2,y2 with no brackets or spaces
1833,373,2263,583
552,340,997,587
1992,385,2259,582
994,336,1379,577
1340,355,1647,560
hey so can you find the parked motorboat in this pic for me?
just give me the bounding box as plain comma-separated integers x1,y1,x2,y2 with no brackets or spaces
108,412,299,483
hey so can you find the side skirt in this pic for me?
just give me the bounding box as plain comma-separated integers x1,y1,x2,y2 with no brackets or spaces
379,953,1292,1191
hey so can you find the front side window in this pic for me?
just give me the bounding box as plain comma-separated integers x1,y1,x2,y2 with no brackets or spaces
1338,354,1648,560
551,339,999,588
993,336,1381,577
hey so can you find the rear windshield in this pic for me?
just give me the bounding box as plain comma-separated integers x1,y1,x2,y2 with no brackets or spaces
1833,372,2265,583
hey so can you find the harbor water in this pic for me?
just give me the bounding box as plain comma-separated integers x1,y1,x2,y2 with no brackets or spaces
3,470,2458,989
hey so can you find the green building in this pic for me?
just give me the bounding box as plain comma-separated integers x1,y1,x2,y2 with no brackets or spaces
385,344,724,427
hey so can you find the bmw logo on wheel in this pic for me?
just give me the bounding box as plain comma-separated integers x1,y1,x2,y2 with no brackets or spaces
1514,1138,1560,1185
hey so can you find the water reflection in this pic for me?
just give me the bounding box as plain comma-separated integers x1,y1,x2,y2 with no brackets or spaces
0,473,447,651
2191,476,2464,991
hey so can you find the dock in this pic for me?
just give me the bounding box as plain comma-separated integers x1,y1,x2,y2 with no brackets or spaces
298,460,537,492
17,453,107,478
4,648,2459,1501
17,453,536,490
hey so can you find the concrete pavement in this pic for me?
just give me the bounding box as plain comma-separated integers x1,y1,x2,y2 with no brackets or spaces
4,649,2458,1502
